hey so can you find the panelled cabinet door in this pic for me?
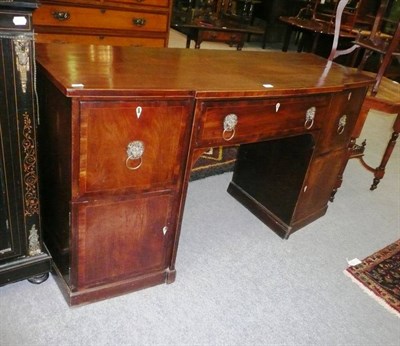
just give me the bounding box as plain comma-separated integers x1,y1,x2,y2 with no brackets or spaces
293,149,347,223
0,156,16,259
71,193,174,289
78,100,192,197
0,51,16,260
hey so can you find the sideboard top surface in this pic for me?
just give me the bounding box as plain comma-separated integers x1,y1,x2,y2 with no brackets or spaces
36,44,374,98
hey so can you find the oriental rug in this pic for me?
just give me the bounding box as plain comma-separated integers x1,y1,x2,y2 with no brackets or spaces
345,239,400,317
190,146,238,181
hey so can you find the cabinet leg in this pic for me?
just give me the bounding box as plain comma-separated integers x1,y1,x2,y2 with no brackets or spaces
165,268,176,284
27,272,49,284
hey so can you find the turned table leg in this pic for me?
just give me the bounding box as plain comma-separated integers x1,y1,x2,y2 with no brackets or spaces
370,119,399,190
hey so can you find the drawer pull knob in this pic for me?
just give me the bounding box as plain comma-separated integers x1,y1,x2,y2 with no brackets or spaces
52,11,71,21
126,140,144,170
275,103,280,112
223,114,238,141
337,115,347,134
304,106,316,130
133,18,146,27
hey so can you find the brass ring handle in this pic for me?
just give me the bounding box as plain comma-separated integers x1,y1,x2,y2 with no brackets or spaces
52,11,70,21
337,115,347,135
304,118,314,130
222,113,238,141
304,106,316,130
133,18,146,27
222,128,236,141
126,140,144,170
126,156,143,170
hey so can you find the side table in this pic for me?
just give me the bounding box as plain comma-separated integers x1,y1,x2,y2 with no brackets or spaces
172,19,264,50
350,77,400,190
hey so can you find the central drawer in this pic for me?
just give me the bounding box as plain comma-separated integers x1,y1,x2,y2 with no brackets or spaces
195,96,330,147
33,5,168,32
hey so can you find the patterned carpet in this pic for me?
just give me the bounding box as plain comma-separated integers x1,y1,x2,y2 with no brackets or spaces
190,146,238,181
345,239,400,317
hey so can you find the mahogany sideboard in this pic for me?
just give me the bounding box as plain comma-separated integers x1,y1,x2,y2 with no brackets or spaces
35,44,374,305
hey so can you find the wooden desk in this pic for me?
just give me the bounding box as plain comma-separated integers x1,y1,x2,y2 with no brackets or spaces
171,19,264,50
35,45,373,305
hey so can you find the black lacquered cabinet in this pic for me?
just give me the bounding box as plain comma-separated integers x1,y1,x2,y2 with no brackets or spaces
0,0,51,286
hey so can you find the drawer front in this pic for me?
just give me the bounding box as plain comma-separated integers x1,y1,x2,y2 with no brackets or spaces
35,33,166,47
0,11,32,32
33,5,168,32
199,30,245,43
316,88,367,154
195,96,330,147
79,100,192,196
72,194,174,289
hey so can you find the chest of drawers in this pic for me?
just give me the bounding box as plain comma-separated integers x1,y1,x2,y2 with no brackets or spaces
32,0,171,47
35,45,373,305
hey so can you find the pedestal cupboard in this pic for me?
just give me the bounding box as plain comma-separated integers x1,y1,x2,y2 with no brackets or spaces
32,0,171,47
0,0,51,286
35,45,373,305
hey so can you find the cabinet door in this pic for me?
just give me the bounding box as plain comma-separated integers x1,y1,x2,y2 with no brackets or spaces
293,148,347,224
71,193,175,289
0,38,24,261
78,100,192,197
0,156,13,258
